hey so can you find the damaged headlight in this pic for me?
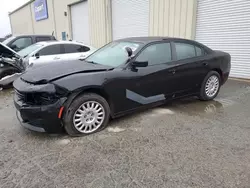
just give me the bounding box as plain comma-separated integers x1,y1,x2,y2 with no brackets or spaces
17,92,59,105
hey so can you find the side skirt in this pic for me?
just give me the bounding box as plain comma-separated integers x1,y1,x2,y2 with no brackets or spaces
111,92,199,119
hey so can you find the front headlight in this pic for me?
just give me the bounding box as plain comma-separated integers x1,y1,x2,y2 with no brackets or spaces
0,63,4,68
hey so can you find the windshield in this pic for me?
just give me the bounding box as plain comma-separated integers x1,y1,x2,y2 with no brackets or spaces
2,36,16,45
85,41,142,67
18,44,44,57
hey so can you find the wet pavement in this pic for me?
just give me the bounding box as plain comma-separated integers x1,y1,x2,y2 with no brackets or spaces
1,80,250,188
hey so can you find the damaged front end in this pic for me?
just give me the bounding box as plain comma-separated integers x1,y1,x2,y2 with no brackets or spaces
0,42,26,87
13,77,69,133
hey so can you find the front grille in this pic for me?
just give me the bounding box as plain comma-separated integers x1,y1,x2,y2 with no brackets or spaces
15,90,58,105
15,90,26,102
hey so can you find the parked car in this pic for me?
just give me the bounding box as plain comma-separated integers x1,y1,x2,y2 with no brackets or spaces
13,37,231,136
0,41,96,88
19,41,96,69
0,43,25,88
2,35,56,52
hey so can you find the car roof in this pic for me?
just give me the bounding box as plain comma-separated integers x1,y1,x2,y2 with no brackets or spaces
116,36,193,44
36,40,91,46
14,34,54,37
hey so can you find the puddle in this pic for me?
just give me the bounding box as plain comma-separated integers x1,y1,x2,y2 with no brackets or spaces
151,108,175,115
169,98,226,115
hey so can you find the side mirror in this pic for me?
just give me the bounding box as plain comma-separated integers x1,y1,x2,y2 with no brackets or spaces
131,61,148,68
125,47,133,57
35,53,40,59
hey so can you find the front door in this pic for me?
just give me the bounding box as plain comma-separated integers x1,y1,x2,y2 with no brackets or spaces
108,42,175,114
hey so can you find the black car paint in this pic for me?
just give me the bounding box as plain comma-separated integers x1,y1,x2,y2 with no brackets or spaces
13,37,231,133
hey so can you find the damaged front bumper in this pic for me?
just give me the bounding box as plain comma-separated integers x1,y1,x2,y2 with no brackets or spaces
14,95,67,133
13,78,68,133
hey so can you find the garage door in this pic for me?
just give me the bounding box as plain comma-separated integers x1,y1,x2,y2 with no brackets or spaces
112,0,149,40
71,1,90,44
196,0,250,79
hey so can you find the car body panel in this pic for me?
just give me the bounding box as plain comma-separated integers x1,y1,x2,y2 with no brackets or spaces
23,41,96,68
13,37,231,133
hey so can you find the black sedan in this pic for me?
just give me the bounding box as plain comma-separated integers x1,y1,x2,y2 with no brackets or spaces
13,37,231,136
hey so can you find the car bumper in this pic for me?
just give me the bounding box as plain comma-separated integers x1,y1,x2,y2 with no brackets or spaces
222,72,230,85
14,96,67,133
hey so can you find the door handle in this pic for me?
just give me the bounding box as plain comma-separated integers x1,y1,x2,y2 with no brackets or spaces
79,55,86,60
203,62,208,66
54,57,60,60
169,69,176,74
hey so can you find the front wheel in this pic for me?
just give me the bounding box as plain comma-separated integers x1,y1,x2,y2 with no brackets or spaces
199,71,221,101
63,93,110,136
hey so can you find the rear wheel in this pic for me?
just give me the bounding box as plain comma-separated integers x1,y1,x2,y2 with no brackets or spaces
199,71,221,101
63,93,110,136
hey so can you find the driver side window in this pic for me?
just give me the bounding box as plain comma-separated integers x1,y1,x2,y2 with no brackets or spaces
136,43,172,66
11,37,32,51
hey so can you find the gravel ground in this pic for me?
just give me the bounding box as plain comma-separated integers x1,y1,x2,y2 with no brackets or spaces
0,80,250,188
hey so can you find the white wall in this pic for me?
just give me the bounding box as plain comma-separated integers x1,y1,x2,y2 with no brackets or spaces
149,0,197,39
30,0,56,35
9,3,34,35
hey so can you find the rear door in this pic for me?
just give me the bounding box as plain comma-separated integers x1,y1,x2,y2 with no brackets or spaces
171,41,210,96
29,44,63,65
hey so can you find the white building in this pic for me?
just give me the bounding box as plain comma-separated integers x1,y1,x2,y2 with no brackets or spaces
9,0,250,79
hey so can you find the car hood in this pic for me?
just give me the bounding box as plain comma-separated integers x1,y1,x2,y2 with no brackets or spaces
0,42,20,58
21,60,112,84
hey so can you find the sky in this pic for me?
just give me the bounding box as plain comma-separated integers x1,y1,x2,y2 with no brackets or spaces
0,0,29,38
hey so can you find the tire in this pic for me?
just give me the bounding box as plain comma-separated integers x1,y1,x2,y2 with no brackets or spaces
63,93,110,136
199,71,221,101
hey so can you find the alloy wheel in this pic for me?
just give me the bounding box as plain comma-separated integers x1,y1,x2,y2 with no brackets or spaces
205,75,219,98
73,101,105,133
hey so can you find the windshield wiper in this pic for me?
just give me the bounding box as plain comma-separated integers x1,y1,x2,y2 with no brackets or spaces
85,60,98,64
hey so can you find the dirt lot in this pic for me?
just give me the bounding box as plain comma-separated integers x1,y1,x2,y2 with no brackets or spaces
1,80,250,188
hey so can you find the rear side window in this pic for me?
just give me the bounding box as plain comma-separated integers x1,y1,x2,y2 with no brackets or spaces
38,45,62,56
36,37,52,42
175,43,196,60
64,44,90,53
136,43,172,66
195,46,205,56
